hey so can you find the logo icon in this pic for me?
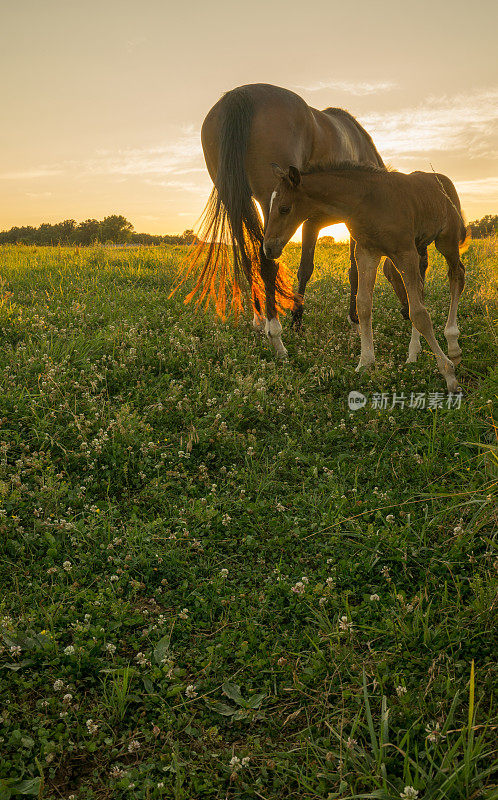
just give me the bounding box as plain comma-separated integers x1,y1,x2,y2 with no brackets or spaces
348,391,367,411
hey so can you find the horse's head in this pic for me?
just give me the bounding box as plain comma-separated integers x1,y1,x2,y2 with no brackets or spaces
263,164,306,260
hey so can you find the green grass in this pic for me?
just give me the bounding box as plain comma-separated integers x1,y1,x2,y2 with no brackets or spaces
0,240,496,800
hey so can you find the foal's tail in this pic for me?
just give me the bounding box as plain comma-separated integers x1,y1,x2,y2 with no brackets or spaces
171,88,293,319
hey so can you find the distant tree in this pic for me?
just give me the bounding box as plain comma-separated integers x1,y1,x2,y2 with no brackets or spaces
99,215,133,244
181,229,198,245
77,219,101,245
318,235,336,246
469,214,498,238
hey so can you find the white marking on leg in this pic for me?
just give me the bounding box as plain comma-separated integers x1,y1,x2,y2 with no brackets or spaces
269,191,277,214
265,317,288,359
406,325,422,363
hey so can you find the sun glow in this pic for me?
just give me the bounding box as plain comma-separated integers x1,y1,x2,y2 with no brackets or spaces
290,222,350,243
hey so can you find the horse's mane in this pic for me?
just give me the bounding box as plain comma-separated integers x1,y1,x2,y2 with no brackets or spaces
302,161,396,177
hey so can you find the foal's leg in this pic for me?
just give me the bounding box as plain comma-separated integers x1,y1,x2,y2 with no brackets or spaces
393,249,458,391
354,244,381,371
291,219,320,329
259,244,288,359
406,246,429,363
436,238,465,366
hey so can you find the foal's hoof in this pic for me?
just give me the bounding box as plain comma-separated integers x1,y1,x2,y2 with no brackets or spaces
355,361,375,373
449,351,462,367
400,305,410,320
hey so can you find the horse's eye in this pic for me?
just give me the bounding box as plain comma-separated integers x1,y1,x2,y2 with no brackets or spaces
279,206,291,215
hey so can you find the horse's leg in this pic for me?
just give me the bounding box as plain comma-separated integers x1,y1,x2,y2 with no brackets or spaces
383,257,410,319
348,238,360,327
435,238,465,365
291,220,320,329
252,289,265,333
259,244,288,359
392,249,458,391
354,244,381,371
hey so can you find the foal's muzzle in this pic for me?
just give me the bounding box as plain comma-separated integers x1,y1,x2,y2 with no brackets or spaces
263,240,283,260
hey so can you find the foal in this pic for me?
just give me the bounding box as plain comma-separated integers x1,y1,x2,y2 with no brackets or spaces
264,163,468,391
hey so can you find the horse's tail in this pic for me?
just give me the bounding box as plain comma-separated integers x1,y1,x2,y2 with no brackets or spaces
459,223,471,254
172,88,293,320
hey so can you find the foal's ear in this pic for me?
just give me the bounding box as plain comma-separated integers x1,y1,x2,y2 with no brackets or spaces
271,162,286,180
288,165,301,187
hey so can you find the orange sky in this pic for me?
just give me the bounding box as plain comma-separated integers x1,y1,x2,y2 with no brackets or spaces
1,0,497,241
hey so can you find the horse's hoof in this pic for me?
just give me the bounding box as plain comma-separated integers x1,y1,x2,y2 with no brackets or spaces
291,307,303,330
348,313,359,326
400,306,410,320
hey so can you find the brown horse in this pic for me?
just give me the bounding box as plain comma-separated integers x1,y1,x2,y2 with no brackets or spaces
179,83,415,358
264,162,468,390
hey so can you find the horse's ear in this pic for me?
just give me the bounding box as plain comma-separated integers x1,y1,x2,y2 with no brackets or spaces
272,162,286,180
288,165,301,187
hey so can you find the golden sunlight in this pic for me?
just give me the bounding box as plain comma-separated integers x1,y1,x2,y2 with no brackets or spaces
290,222,350,243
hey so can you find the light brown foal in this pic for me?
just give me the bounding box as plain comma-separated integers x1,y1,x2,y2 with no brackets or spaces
263,163,468,391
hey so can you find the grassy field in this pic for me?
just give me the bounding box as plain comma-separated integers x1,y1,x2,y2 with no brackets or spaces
0,240,497,800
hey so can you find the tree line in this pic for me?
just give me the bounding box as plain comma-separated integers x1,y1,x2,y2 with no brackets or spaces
0,215,199,246
468,214,498,239
0,213,496,246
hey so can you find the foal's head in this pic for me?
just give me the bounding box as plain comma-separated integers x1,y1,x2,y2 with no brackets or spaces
263,164,307,260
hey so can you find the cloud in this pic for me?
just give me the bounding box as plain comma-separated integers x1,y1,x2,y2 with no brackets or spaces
455,176,498,197
0,168,62,180
87,126,203,177
298,79,396,95
360,89,498,159
25,191,53,198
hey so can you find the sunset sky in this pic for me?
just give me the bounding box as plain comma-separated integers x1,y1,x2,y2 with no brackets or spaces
1,0,497,241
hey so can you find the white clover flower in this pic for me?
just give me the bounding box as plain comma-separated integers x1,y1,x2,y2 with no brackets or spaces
221,514,231,526
241,756,250,766
10,645,21,656
62,560,72,572
185,684,198,698
276,502,285,512
386,514,395,523
63,645,75,655
229,755,241,770
63,693,73,704
396,685,407,697
400,788,419,800
301,576,309,584
370,593,380,602
339,615,353,632
326,577,334,587
105,643,116,655
53,679,64,691
110,574,119,582
178,608,189,620
291,581,305,595
219,568,229,578
86,718,99,735
128,739,141,753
